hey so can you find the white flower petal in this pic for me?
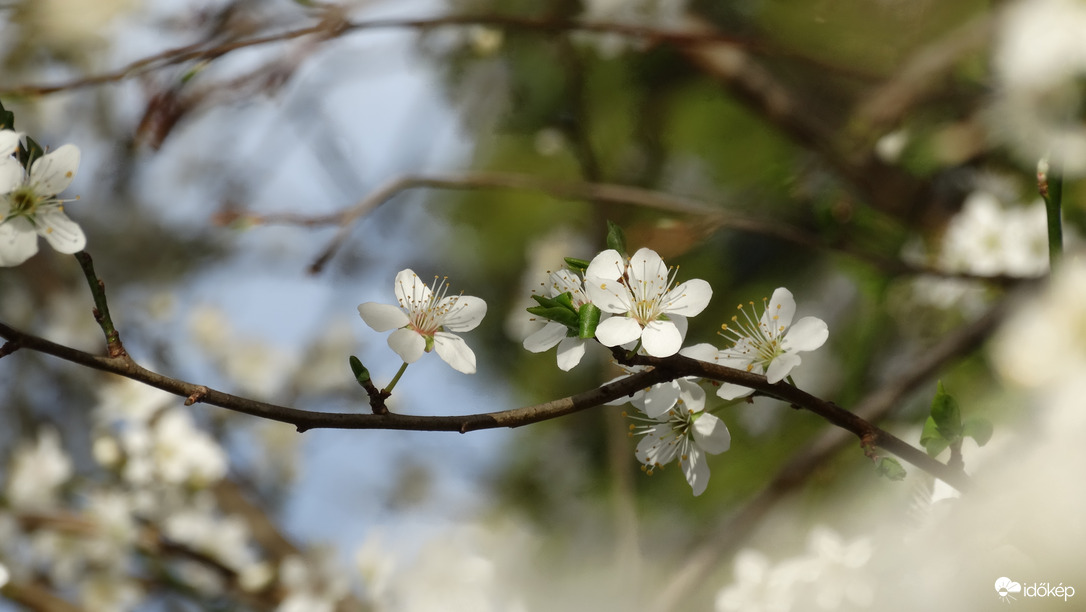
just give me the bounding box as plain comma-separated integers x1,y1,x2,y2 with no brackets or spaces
640,319,684,357
636,424,679,466
680,343,721,362
0,130,23,158
639,380,681,418
35,209,85,254
433,332,477,374
393,269,431,309
765,353,802,383
680,447,710,496
584,249,625,281
0,158,23,192
387,328,425,363
584,277,632,314
661,278,713,317
555,337,586,371
523,322,567,352
762,287,796,332
691,412,731,454
627,247,670,296
441,295,487,332
716,382,754,401
594,316,643,347
783,316,829,353
29,144,79,195
358,302,409,332
677,379,706,412
0,217,38,266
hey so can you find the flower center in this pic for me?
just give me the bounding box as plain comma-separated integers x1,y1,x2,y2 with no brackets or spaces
718,297,787,369
7,186,40,218
625,259,680,325
400,275,465,336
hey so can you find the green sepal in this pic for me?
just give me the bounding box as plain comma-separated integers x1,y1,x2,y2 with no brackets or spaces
348,355,371,386
920,416,950,457
577,303,601,339
963,417,993,447
605,220,627,256
930,381,963,440
875,457,907,481
564,257,590,274
17,135,45,169
0,99,14,131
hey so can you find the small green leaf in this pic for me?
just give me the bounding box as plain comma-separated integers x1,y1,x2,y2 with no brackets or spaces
930,381,962,440
0,99,14,131
875,457,907,481
920,416,951,457
526,305,580,328
963,418,993,447
577,303,601,339
564,257,590,274
348,355,371,386
605,220,627,256
17,135,45,169
552,291,576,312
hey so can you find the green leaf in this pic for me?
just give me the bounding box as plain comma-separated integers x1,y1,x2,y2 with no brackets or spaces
963,418,993,447
564,257,590,274
526,305,580,328
0,99,14,131
875,457,906,481
348,355,371,386
17,135,45,169
577,303,601,339
920,416,951,457
930,381,962,440
605,220,627,256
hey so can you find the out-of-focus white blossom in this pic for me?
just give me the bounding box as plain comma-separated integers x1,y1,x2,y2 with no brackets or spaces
715,527,873,612
939,191,1049,277
6,427,72,510
990,0,1086,175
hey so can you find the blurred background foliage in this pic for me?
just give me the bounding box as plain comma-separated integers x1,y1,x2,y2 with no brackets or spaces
0,0,1076,609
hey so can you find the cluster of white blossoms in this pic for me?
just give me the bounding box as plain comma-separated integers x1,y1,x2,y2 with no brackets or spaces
0,129,84,266
359,248,828,496
990,0,1086,176
715,527,874,612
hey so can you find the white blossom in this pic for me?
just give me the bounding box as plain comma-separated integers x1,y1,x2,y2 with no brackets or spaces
523,267,595,371
585,247,712,357
683,288,828,400
358,269,487,374
631,380,731,496
0,130,83,266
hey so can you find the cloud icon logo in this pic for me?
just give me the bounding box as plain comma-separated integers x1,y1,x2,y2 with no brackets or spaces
995,577,1022,602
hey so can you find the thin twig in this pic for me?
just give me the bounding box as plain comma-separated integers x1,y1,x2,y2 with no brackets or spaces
74,251,127,358
0,15,868,99
231,170,1036,283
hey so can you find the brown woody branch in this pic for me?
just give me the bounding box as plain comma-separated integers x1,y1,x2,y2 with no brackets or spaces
0,317,969,491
